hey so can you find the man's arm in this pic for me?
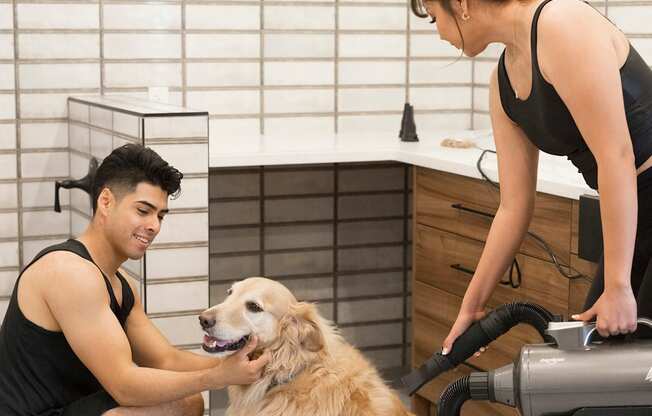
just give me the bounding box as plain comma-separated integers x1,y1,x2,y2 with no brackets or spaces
121,272,221,372
44,252,223,406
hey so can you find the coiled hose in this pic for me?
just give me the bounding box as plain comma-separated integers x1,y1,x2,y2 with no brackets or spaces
438,372,490,416
401,301,558,395
438,376,471,416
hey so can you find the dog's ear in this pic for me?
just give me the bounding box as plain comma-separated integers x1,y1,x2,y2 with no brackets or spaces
279,302,324,352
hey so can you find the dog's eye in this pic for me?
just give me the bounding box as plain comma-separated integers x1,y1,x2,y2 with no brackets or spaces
226,288,233,296
246,301,263,313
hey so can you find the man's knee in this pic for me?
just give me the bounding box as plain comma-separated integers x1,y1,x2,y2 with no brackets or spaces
102,393,204,416
183,393,204,416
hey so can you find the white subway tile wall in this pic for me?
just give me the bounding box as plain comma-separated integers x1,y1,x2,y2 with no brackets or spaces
0,1,647,414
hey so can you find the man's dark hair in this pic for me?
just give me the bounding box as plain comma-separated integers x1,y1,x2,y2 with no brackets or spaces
92,144,183,213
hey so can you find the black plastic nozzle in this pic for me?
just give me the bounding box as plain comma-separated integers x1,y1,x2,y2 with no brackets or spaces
399,102,419,142
399,301,556,396
54,158,98,213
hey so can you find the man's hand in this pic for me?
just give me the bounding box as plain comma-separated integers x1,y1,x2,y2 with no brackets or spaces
209,336,271,389
572,285,638,337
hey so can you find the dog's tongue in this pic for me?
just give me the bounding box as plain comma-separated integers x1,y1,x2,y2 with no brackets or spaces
203,335,232,347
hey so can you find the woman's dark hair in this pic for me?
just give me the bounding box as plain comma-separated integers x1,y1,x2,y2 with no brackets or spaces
410,0,466,56
411,0,432,18
92,144,183,212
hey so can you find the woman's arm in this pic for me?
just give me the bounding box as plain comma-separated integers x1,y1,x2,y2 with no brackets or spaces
442,66,540,353
538,0,638,336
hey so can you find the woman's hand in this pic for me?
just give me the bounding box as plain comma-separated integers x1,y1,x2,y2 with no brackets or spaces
572,286,638,337
442,309,487,355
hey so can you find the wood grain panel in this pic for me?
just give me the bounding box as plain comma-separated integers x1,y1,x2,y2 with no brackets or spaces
415,168,572,264
415,224,570,316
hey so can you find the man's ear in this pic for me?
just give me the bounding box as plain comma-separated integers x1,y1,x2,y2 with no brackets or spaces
279,302,324,352
95,188,115,218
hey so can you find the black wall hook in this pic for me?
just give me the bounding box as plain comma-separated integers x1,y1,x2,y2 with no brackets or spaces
54,158,99,213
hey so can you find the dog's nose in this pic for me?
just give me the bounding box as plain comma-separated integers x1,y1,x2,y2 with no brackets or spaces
199,313,216,330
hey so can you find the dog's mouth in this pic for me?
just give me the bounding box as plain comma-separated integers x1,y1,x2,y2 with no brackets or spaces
202,334,250,353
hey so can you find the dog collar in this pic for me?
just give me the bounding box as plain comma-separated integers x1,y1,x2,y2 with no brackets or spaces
266,368,304,394
266,374,292,393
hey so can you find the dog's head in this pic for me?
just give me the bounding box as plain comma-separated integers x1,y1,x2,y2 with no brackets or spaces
199,277,325,360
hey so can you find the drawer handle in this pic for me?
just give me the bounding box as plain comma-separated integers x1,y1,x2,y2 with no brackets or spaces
505,259,522,288
450,263,475,275
452,202,584,281
451,203,495,219
450,260,522,289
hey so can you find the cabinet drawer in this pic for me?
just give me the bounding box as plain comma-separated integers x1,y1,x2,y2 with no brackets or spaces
413,282,544,372
414,224,570,315
415,168,572,264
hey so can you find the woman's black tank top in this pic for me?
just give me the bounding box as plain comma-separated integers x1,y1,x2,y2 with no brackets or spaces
497,0,652,189
0,239,135,416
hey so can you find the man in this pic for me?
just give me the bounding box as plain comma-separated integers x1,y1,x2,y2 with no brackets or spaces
0,144,270,416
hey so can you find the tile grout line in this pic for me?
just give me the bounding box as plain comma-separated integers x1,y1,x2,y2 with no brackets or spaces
259,0,265,134
67,99,71,238
181,0,187,108
334,0,339,133
12,0,24,270
259,165,265,280
405,0,410,104
333,163,339,324
99,0,105,96
470,57,475,129
401,164,409,367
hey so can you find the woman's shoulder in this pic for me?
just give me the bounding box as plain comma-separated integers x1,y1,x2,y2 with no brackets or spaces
536,0,623,83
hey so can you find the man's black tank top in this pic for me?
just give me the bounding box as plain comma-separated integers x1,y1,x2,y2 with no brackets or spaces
497,0,652,189
0,239,135,416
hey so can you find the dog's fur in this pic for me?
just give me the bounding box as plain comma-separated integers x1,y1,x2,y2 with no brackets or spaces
200,277,414,416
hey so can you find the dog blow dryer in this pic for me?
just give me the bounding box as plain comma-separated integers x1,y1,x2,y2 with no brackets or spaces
438,317,652,416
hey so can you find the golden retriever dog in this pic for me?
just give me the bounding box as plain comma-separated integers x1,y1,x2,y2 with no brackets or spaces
199,277,414,416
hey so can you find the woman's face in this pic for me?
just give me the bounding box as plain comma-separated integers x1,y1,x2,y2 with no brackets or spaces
424,0,490,57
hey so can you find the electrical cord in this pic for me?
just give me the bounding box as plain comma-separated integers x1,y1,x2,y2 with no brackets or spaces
476,149,586,281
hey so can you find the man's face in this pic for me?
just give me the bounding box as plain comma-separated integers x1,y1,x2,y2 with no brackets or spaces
104,182,169,260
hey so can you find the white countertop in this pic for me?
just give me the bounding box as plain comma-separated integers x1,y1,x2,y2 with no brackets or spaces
70,95,208,117
210,130,597,200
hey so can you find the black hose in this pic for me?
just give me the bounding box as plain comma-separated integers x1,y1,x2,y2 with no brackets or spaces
401,301,557,395
437,376,471,416
438,372,491,416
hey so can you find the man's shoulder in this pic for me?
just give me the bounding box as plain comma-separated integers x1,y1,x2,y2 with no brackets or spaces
27,250,104,292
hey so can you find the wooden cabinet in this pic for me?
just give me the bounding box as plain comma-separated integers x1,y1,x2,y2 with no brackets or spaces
411,167,596,415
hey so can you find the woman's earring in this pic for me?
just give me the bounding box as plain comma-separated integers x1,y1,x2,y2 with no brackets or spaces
462,12,470,21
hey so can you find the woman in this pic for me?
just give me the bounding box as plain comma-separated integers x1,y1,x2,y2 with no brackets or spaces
409,0,652,353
